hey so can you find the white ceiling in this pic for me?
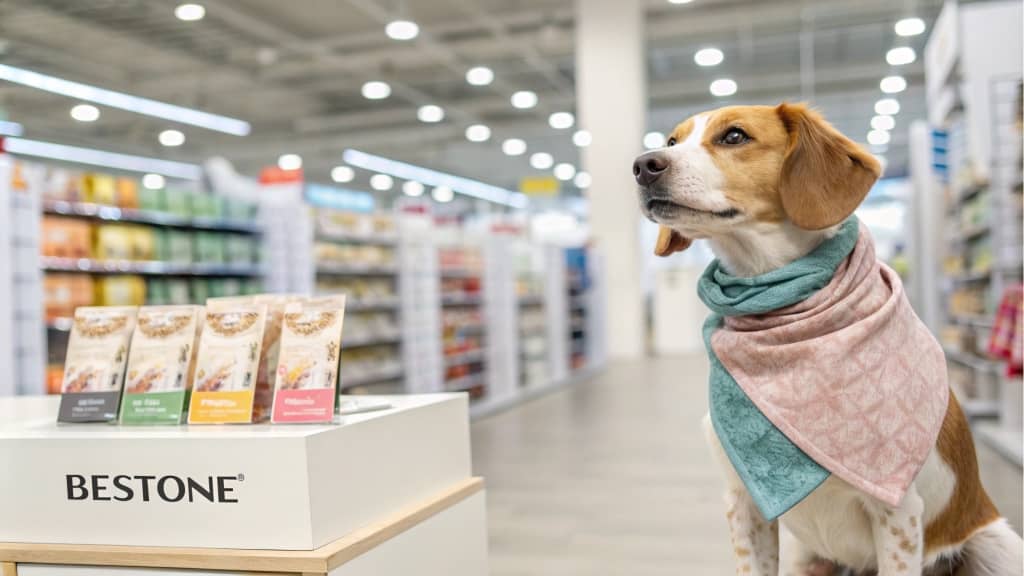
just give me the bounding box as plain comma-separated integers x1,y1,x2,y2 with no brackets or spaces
0,0,945,199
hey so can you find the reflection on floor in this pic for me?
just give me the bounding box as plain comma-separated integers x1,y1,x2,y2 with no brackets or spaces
472,355,1023,575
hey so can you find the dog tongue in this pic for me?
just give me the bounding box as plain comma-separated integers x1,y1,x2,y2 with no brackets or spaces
654,226,692,256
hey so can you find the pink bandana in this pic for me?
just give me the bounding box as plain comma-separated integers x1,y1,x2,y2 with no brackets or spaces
711,225,948,506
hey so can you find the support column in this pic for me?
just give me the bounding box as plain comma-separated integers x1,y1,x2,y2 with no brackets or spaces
575,0,646,359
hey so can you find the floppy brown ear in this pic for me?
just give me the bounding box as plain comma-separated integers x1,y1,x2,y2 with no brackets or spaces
776,103,881,230
654,226,692,257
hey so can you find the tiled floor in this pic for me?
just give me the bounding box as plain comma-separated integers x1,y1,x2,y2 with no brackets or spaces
472,355,1023,575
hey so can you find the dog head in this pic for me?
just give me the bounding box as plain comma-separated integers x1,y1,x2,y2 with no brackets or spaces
635,103,880,262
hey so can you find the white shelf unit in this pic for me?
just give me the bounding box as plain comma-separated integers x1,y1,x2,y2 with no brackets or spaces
312,207,405,394
514,239,549,390
398,213,442,395
923,0,1023,466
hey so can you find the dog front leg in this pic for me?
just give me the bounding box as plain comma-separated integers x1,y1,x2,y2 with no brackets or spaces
704,415,780,575
724,484,780,575
861,483,924,576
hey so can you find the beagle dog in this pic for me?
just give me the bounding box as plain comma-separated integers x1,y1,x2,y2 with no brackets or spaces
634,103,1022,576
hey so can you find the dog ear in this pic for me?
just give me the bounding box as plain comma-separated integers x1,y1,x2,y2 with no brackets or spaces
776,103,881,230
654,226,692,257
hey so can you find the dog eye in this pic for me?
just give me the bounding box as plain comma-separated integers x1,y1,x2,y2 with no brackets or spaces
720,128,750,145
666,137,677,147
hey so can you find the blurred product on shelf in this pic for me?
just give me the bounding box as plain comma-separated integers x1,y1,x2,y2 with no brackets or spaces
439,246,486,398
566,247,590,371
988,285,1023,377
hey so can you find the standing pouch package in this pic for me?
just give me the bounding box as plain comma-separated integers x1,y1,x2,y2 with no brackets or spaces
271,296,347,423
58,306,138,423
119,305,201,425
187,303,267,424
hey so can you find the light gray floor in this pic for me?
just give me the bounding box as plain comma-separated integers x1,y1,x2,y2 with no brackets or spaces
472,354,1023,575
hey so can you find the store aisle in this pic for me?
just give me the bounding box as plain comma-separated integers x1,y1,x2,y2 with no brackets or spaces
472,355,1023,575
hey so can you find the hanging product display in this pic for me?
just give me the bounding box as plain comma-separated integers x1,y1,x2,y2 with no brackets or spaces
57,306,138,422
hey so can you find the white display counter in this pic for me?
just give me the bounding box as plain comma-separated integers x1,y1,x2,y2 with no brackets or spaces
0,394,487,575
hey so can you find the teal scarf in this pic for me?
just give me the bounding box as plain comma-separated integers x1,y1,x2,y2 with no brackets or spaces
697,217,860,520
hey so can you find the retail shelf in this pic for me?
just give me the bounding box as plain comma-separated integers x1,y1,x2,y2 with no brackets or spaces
950,270,992,283
343,332,402,349
444,348,485,367
340,367,405,389
346,298,400,312
446,373,485,393
948,315,996,330
41,257,264,277
316,262,398,276
975,422,1024,468
440,268,480,279
43,200,261,234
315,231,397,245
518,295,544,306
446,323,485,334
954,223,991,242
960,399,1000,419
45,317,74,332
944,346,1001,373
442,293,482,306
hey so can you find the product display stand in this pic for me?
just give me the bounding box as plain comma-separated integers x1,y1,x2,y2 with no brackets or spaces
0,394,487,575
399,213,442,394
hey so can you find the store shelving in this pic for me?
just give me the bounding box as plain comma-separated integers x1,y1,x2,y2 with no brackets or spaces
313,208,405,396
924,0,1023,467
43,199,261,234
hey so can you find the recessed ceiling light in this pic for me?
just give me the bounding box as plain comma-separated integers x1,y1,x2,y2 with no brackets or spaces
465,124,491,142
403,180,425,197
574,171,592,189
466,66,494,86
432,185,454,203
370,174,394,191
142,173,166,190
643,131,665,149
694,47,724,67
278,153,302,170
867,130,891,146
502,138,527,156
875,98,900,115
158,129,185,147
573,130,592,147
554,163,577,181
668,0,694,4
174,3,205,21
511,90,538,109
548,112,575,130
530,152,554,170
417,104,445,123
385,20,419,41
331,165,354,183
880,75,907,94
709,78,738,97
886,47,916,66
871,115,896,131
895,17,926,37
361,81,391,100
70,104,100,122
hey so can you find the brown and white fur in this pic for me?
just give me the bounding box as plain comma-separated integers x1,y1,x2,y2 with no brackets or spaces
634,103,1023,576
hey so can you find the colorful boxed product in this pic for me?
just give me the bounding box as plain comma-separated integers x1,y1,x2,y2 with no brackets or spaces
57,306,138,422
272,296,346,423
128,225,156,260
120,306,201,425
41,217,92,258
137,186,166,212
166,279,191,305
168,231,193,263
95,276,146,306
93,224,134,260
165,189,194,218
116,177,139,209
195,232,226,263
83,173,117,206
187,303,267,424
44,274,94,320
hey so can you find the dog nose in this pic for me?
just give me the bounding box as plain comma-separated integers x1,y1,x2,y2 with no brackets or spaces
633,152,669,186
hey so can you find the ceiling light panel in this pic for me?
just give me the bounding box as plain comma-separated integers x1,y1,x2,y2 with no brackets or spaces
0,64,250,135
4,137,201,179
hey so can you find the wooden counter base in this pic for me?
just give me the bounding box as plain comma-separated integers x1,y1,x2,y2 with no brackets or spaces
0,477,483,576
